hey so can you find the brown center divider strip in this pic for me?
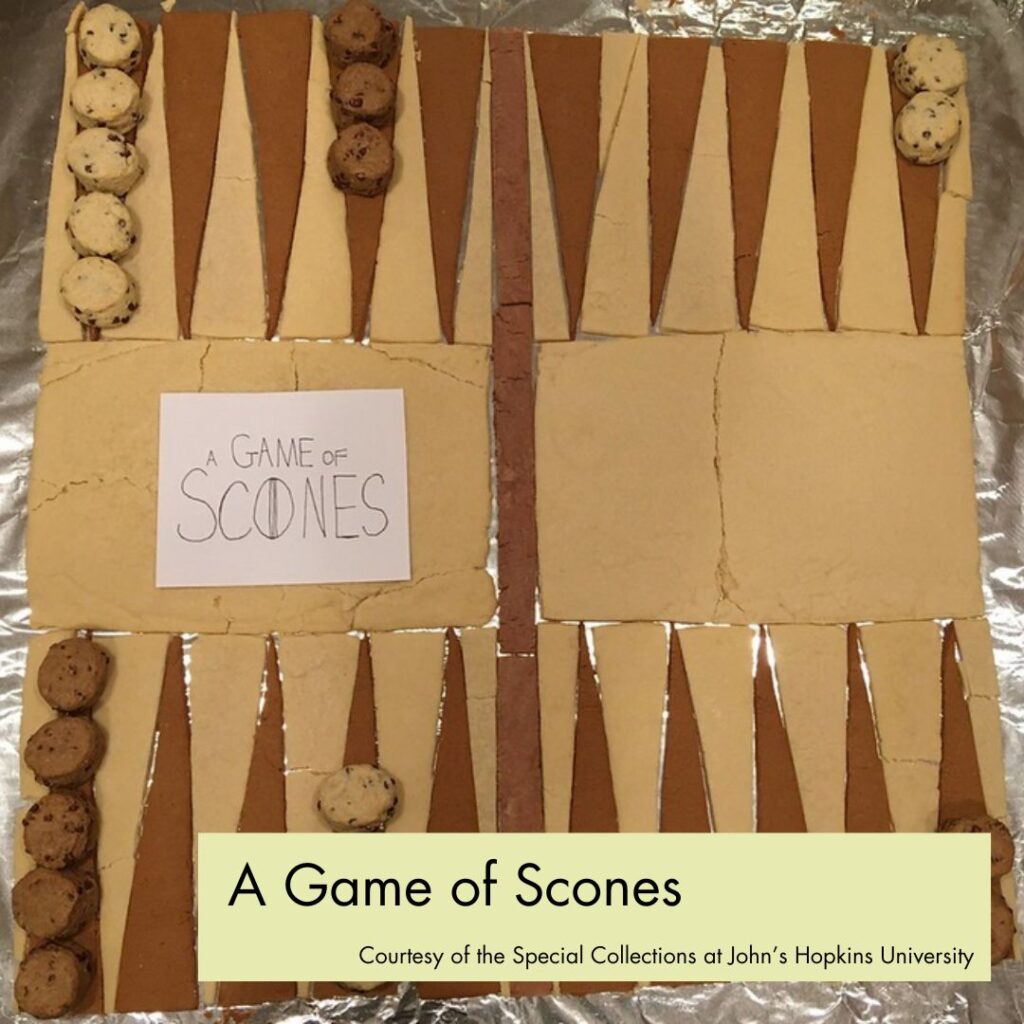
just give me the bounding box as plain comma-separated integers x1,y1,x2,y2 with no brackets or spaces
722,39,787,330
115,637,198,1013
661,629,711,833
887,51,941,335
754,628,806,832
220,640,295,1009
237,11,312,340
528,33,601,339
339,22,400,342
938,623,988,823
648,37,710,327
417,26,486,344
805,41,871,331
844,625,893,833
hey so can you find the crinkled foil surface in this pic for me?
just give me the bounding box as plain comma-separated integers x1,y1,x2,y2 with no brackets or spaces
2,0,1024,1021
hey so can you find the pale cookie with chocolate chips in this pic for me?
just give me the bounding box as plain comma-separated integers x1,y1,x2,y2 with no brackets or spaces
316,763,399,831
71,67,142,132
894,90,961,165
893,34,967,96
12,868,99,941
23,792,99,871
15,942,93,1019
78,3,143,73
67,128,143,195
324,0,396,68
992,887,1015,965
38,637,111,713
24,716,106,789
60,256,139,329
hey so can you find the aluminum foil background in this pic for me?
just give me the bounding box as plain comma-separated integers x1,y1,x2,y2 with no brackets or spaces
2,0,1024,1021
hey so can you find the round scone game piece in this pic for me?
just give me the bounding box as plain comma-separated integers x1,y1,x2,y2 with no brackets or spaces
24,716,106,789
15,942,93,1019
328,123,394,197
992,887,1015,965
67,193,135,260
60,257,139,329
331,63,396,130
78,3,143,73
67,127,143,195
23,792,99,871
324,0,397,68
12,868,99,941
894,90,961,166
70,67,142,132
38,636,112,713
893,34,967,96
940,815,1015,877
316,763,399,831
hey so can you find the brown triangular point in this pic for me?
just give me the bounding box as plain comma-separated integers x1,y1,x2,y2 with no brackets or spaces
938,623,988,823
661,629,711,832
115,637,198,1012
648,37,710,326
887,51,941,336
755,628,806,832
219,640,295,1008
844,625,893,833
417,26,486,344
162,12,232,339
805,41,871,331
238,11,312,339
528,34,601,339
722,38,787,330
344,634,378,766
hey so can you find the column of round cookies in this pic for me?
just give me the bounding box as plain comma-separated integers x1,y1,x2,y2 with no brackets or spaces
59,4,147,334
13,638,111,1019
324,0,398,196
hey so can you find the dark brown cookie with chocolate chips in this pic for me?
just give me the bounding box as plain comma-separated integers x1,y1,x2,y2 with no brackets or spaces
23,792,99,870
940,815,1015,878
992,886,1015,965
331,62,396,130
328,123,394,196
38,637,110,713
324,0,397,68
12,867,99,940
15,942,93,1019
24,716,106,789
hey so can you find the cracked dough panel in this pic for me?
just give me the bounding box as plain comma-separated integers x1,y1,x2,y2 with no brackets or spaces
536,333,982,624
28,340,494,634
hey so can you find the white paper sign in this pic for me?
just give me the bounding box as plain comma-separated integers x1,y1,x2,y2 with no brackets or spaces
157,390,410,588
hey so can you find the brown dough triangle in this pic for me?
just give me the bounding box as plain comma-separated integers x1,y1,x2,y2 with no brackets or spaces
648,37,710,326
938,623,988,823
887,51,941,335
754,628,806,832
344,633,378,765
417,26,486,343
115,637,198,1012
844,625,893,833
162,12,232,339
661,629,711,832
722,39,787,329
805,41,870,331
528,34,601,339
220,640,295,1008
237,12,311,339
340,23,400,341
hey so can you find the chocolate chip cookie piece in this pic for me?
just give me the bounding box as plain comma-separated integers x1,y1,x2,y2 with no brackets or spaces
316,763,399,831
324,0,397,68
328,123,394,197
12,867,99,941
25,716,106,789
893,34,968,97
38,637,111,713
992,887,1015,965
23,792,99,871
894,89,961,166
15,942,93,1019
940,815,1015,877
331,62,396,130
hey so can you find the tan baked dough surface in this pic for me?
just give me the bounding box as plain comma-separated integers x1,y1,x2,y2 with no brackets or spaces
461,627,498,832
538,622,579,834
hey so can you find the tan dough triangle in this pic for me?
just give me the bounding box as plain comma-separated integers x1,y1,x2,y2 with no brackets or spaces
115,638,198,1012
529,34,601,338
599,33,639,171
844,625,893,833
805,40,870,331
838,46,916,334
938,622,988,822
722,38,787,329
219,640,296,1008
926,194,967,336
237,11,311,339
162,11,232,338
417,26,485,343
344,634,379,765
661,629,711,832
750,44,826,331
